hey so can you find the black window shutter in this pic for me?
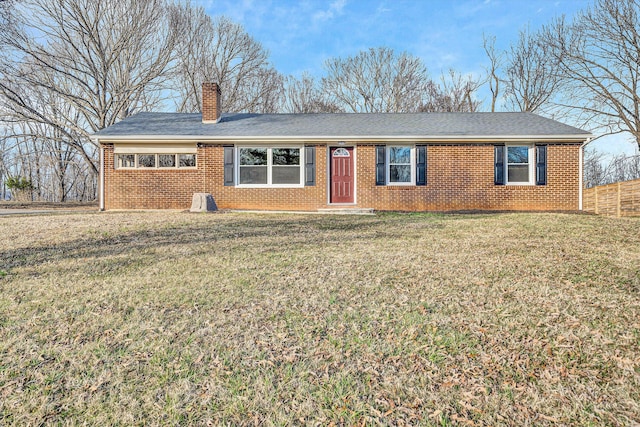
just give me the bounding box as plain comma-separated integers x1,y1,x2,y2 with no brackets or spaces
416,145,427,186
536,144,547,186
494,145,505,185
376,145,386,185
305,146,316,186
223,146,234,186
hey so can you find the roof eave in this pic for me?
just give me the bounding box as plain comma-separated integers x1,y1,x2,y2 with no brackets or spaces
93,134,593,143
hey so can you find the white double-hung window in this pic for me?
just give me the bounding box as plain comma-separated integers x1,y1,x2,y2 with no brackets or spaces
387,146,415,185
506,145,534,185
237,146,303,187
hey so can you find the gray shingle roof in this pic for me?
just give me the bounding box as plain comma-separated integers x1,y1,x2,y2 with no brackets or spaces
93,112,591,141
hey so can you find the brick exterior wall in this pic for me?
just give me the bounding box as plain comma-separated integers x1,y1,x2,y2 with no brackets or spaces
102,144,202,210
200,144,328,211
358,144,581,211
102,142,581,211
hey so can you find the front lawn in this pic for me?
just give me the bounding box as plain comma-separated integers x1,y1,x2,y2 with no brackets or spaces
0,211,638,425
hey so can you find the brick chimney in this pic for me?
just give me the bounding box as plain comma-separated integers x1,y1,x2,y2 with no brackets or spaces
202,82,221,123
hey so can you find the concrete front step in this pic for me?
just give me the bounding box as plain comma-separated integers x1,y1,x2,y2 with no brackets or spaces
317,208,374,215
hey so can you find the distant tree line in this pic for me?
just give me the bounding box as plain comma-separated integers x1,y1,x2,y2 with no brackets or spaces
1,0,639,201
584,148,640,188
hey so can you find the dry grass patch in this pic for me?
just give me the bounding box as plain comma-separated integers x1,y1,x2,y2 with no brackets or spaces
0,211,639,425
0,201,97,210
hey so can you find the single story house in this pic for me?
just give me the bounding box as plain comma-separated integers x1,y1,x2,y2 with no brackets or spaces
93,83,592,212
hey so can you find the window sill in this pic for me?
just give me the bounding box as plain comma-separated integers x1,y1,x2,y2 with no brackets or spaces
379,185,421,189
115,167,198,170
236,184,305,189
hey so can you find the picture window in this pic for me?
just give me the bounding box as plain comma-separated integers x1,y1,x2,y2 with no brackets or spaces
237,147,303,187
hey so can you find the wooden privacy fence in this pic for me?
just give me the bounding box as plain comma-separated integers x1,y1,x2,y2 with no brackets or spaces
583,177,640,217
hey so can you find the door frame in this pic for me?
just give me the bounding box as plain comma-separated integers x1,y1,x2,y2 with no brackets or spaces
327,145,357,205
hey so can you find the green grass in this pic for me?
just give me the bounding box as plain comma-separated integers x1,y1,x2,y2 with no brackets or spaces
0,211,639,425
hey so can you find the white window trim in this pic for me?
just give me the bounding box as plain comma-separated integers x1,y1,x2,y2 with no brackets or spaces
386,145,416,186
505,144,535,186
236,145,305,188
114,153,197,169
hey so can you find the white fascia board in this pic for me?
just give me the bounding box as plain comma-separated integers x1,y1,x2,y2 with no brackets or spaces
94,134,593,143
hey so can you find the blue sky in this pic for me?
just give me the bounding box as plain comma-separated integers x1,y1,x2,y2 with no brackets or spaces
200,0,587,78
196,0,638,157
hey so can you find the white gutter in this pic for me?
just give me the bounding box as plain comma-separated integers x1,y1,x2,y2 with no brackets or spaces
96,134,593,143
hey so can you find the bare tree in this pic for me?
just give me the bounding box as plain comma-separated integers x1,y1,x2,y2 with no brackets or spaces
172,4,282,113
8,85,97,201
1,104,93,202
0,0,16,29
421,70,482,112
238,67,284,114
610,153,631,183
584,148,612,188
542,0,640,149
584,147,640,187
0,0,178,184
628,153,640,179
321,47,433,113
0,128,12,201
281,73,340,113
503,26,562,113
482,34,504,112
610,152,640,182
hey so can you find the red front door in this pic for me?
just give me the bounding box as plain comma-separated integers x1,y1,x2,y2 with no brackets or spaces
330,147,354,203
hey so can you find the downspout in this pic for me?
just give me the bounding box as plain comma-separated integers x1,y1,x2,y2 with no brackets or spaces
198,142,205,194
99,140,105,211
579,137,592,211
